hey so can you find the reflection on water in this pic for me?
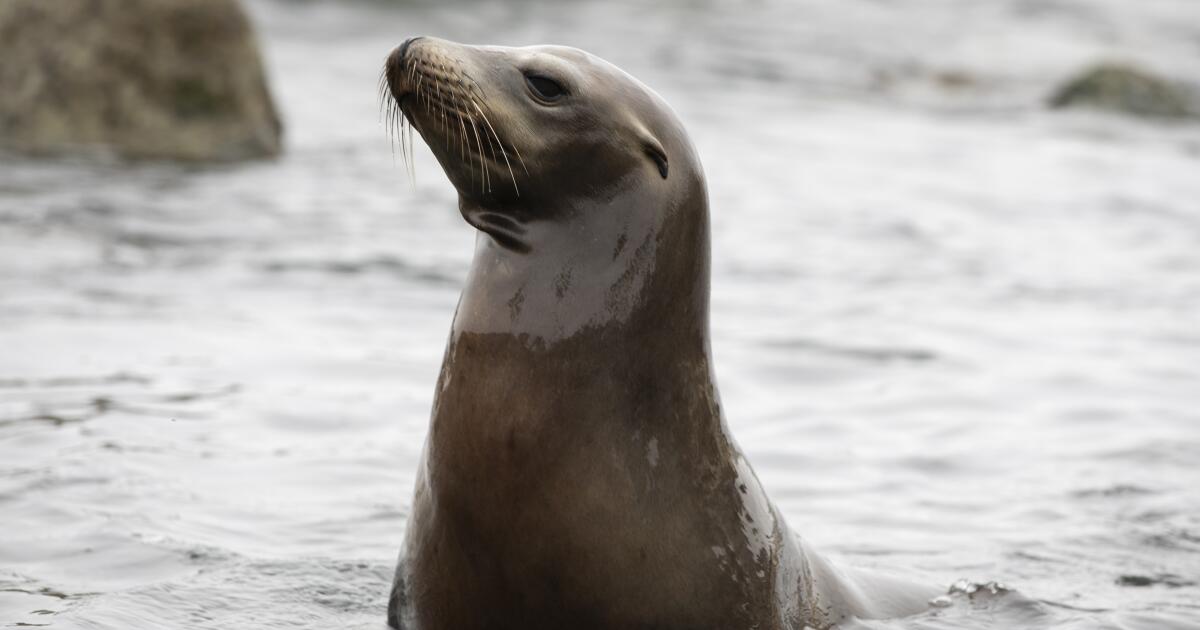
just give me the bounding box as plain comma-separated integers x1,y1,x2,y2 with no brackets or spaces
2,0,1199,628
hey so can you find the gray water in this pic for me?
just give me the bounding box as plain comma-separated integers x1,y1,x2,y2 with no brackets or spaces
2,0,1200,628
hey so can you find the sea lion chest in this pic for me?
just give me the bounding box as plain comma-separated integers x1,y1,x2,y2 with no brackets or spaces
408,332,781,630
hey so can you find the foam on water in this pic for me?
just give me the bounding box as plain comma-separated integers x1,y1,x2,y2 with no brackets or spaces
2,0,1199,628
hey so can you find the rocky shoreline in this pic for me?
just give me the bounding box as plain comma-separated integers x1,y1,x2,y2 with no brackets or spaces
0,0,282,163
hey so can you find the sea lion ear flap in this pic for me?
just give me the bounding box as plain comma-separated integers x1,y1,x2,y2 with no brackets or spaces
639,132,669,179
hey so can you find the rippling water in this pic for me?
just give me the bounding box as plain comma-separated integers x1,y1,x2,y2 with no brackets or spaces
2,0,1199,628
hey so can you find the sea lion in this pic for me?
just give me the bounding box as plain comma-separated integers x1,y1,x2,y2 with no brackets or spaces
382,36,937,630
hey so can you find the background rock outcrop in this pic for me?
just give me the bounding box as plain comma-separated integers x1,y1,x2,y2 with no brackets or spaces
1049,62,1198,120
0,0,282,162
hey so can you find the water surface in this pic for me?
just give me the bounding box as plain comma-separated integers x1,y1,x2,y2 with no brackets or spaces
2,0,1199,628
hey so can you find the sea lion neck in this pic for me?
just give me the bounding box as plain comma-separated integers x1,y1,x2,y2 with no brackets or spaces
450,183,711,348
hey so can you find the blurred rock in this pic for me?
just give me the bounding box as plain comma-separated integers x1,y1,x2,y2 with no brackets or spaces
0,0,282,162
1049,62,1198,120
931,69,978,91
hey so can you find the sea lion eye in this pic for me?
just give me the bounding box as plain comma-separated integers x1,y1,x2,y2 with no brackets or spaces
524,74,566,102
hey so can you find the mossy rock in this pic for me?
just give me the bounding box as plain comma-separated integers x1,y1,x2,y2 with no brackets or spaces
1049,62,1197,120
0,0,283,162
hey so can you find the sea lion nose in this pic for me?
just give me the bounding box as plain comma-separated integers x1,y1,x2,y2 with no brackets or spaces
395,36,422,65
387,36,423,94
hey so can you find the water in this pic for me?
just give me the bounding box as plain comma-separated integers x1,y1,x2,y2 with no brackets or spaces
2,0,1199,627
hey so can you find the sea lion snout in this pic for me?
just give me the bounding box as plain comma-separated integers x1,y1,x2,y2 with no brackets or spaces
397,36,422,62
382,36,531,205
384,36,423,102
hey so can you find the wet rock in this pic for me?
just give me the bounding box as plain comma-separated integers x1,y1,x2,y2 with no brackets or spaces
932,69,978,91
1116,574,1195,588
0,0,282,162
1049,62,1198,120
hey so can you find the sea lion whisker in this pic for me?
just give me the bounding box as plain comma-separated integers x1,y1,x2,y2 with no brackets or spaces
435,72,450,148
379,68,392,110
455,110,477,187
416,96,472,120
413,84,467,114
455,109,468,162
454,104,476,187
471,99,519,197
463,74,525,174
461,74,529,175
402,112,411,184
415,71,426,108
395,97,408,182
443,111,451,152
378,67,394,157
400,105,410,174
482,123,518,197
439,67,451,141
473,113,492,193
469,98,501,170
377,68,388,124
408,111,417,185
389,98,400,168
399,110,405,173
383,95,392,161
455,70,490,192
467,112,490,193
479,118,494,193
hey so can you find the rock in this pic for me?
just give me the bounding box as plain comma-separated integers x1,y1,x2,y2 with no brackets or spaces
0,0,282,162
1049,62,1198,120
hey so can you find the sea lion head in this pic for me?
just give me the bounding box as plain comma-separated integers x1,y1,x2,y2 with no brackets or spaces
384,37,708,341
384,37,703,252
